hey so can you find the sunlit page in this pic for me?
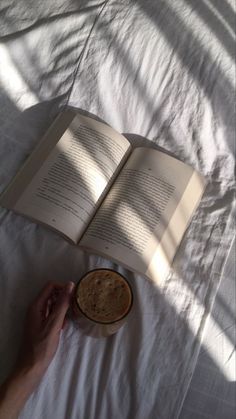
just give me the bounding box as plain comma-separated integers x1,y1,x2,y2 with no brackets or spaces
81,148,204,281
14,115,130,243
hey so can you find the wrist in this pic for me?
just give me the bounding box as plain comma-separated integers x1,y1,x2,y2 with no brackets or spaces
0,365,41,419
16,346,50,384
13,356,47,391
5,363,42,401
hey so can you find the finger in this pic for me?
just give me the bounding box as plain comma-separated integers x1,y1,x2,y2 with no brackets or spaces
44,298,53,319
62,318,67,330
49,282,75,330
34,281,65,310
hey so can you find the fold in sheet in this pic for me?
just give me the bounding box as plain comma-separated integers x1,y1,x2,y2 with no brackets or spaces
0,1,235,418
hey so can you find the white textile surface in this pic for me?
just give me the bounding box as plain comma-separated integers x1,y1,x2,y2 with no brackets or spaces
180,238,236,419
0,1,235,419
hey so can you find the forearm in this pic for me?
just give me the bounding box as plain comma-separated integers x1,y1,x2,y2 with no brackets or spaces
0,281,74,419
0,365,42,419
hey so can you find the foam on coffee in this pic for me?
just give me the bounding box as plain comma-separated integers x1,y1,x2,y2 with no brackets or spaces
76,270,132,323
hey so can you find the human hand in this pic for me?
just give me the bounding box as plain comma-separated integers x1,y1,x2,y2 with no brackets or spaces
0,281,75,419
17,280,75,378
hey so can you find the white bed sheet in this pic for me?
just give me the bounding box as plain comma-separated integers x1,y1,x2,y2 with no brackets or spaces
180,238,235,419
0,1,235,418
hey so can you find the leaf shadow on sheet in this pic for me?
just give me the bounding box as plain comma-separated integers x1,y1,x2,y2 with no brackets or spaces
96,0,235,162
207,0,236,35
0,96,64,193
2,0,235,166
88,6,236,396
0,100,235,419
124,134,236,348
0,2,105,106
180,349,236,419
179,239,236,419
183,0,235,59
0,0,235,414
0,0,106,38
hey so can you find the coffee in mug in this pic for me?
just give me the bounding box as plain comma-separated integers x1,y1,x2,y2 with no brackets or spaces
73,269,133,337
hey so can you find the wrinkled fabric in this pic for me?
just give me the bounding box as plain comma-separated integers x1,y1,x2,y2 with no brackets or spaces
0,1,235,418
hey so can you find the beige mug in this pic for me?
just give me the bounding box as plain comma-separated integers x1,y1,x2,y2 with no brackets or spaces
72,269,133,338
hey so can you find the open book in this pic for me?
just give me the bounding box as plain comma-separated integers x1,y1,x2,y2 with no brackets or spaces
0,110,206,283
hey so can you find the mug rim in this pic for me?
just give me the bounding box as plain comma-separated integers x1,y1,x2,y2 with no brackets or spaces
74,268,133,325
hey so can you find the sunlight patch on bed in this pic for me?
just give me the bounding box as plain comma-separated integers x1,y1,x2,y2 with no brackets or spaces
165,280,235,381
0,44,38,110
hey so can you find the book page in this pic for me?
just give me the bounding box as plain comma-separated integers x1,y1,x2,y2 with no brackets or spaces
1,113,131,243
80,147,205,283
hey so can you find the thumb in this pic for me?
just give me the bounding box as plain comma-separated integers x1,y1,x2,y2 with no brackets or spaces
50,282,75,330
